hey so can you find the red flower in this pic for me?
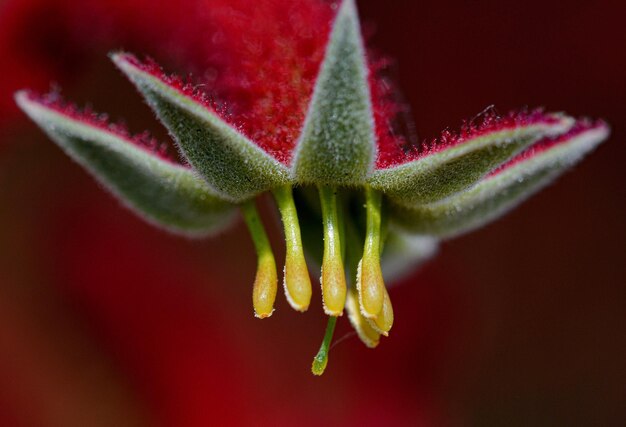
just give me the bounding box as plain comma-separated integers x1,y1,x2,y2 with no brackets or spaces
15,0,608,375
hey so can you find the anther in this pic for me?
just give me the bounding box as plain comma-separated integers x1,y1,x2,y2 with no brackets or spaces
346,288,380,347
241,199,278,318
367,286,394,336
273,186,312,312
356,186,385,319
318,186,347,316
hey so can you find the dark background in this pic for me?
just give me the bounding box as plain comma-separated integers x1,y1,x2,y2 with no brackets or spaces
0,0,624,425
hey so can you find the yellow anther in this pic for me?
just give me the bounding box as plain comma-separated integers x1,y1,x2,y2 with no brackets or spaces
252,253,278,318
241,199,278,318
356,256,384,319
357,186,385,318
273,186,312,312
367,286,394,336
319,186,347,316
283,254,312,312
346,287,380,348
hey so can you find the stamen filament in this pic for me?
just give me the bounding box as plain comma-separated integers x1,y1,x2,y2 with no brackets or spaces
241,199,278,319
356,186,385,319
273,186,312,312
318,186,347,316
311,316,338,376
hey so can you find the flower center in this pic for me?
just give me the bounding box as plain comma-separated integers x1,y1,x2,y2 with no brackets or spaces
242,185,393,375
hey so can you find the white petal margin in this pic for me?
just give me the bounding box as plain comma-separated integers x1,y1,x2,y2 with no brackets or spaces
111,53,291,203
388,123,610,238
369,115,574,206
16,91,236,237
292,0,376,186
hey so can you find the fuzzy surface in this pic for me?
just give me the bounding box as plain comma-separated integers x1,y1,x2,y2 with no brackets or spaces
20,90,174,162
370,110,574,206
491,119,608,174
293,0,376,185
389,121,610,237
16,91,236,236
113,54,291,203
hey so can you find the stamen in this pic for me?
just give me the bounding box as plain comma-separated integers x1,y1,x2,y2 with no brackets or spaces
241,199,278,318
311,316,337,376
273,186,312,312
356,186,385,319
367,286,394,336
318,186,347,316
346,288,380,347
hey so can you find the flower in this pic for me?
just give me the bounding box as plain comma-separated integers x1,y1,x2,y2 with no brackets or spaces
15,0,609,375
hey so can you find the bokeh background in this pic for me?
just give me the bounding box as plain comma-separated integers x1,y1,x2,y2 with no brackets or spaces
0,0,624,426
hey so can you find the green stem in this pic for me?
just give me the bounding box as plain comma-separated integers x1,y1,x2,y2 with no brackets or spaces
311,316,338,376
343,212,364,282
241,199,272,257
364,186,383,258
379,193,390,256
273,186,305,255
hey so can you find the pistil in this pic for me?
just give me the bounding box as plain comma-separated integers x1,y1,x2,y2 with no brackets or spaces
241,199,278,318
318,186,347,316
273,186,312,311
311,315,337,376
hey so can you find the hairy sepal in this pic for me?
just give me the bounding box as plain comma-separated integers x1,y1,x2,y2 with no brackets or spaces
16,91,235,237
292,0,376,186
369,115,574,206
112,53,290,203
389,122,609,238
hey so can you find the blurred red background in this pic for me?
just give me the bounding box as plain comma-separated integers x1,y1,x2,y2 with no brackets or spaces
0,0,624,426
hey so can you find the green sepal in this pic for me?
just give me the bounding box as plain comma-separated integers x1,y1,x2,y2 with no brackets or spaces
292,0,375,186
389,123,609,238
369,116,574,206
111,53,290,203
16,91,235,237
